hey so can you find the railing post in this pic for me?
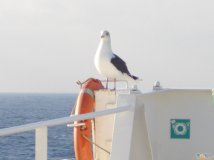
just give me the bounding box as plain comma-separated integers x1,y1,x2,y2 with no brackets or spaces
35,127,47,160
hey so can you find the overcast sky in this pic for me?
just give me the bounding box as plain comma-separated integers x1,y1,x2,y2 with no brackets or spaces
0,0,214,93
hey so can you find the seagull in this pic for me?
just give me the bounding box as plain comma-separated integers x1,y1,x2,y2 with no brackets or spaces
94,30,139,89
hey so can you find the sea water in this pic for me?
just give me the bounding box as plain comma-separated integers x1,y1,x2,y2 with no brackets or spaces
0,93,77,160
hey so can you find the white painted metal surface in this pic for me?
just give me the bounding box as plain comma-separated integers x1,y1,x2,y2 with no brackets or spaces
141,89,214,160
94,89,214,160
35,127,47,160
94,90,117,160
110,93,153,160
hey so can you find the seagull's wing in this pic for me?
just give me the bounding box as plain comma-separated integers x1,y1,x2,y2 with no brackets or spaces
111,53,131,75
111,53,139,80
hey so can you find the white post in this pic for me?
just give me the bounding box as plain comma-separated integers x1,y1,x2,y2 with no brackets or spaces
35,127,48,160
110,94,137,160
110,93,153,160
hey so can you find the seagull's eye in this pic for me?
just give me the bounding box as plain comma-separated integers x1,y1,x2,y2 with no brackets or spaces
106,32,109,36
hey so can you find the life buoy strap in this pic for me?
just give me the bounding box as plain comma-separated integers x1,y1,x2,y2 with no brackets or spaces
80,88,95,99
81,133,110,155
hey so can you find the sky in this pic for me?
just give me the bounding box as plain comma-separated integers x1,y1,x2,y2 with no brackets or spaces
0,0,214,93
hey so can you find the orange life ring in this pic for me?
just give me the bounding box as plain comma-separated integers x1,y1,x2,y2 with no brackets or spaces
73,78,103,160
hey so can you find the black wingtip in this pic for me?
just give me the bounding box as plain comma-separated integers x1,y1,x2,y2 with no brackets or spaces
128,74,139,80
132,75,139,80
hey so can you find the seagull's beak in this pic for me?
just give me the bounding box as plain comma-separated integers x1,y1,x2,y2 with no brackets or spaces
101,35,105,38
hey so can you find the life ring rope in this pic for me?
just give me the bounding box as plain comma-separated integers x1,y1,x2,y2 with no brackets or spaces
81,133,111,155
74,119,110,155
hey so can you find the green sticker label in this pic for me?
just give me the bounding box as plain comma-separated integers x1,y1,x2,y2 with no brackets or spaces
170,119,190,139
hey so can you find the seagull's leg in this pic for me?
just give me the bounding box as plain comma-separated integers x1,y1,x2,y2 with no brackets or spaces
106,78,108,89
113,78,116,90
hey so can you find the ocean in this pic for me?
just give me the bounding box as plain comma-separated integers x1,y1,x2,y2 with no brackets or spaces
0,93,77,160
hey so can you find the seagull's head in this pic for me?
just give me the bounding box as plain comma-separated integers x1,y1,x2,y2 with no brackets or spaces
100,30,110,40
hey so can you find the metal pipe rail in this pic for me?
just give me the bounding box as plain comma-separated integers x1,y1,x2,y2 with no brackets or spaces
0,105,130,160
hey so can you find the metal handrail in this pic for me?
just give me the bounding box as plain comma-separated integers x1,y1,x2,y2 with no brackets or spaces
0,105,130,136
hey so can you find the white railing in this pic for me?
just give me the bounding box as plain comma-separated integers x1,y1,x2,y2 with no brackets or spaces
0,105,130,160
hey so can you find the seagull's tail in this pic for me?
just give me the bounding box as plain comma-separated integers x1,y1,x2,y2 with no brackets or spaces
128,74,139,80
124,73,143,83
131,75,139,80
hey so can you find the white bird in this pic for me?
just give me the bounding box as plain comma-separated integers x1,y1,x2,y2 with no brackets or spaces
94,30,139,89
